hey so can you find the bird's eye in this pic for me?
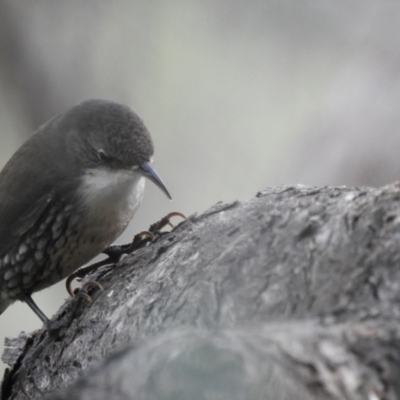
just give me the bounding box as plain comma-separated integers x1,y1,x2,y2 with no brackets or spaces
97,149,114,164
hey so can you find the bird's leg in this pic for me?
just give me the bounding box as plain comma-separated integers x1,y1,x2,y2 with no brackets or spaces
66,212,186,298
20,294,49,325
19,293,79,335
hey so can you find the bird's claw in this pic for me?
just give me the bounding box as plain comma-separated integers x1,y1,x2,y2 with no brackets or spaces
148,212,186,234
72,281,103,302
73,290,92,303
104,211,186,257
66,259,109,297
82,281,104,292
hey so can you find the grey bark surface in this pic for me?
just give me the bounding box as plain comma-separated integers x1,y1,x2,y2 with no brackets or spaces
2,184,400,399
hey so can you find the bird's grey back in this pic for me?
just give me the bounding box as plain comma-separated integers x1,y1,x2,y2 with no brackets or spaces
0,115,70,258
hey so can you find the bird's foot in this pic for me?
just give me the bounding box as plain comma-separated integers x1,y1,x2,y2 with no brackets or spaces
103,230,156,259
65,212,185,297
66,259,109,298
72,281,104,302
148,211,186,234
103,211,186,258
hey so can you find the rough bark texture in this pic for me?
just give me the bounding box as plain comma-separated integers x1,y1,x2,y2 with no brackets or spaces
3,184,400,399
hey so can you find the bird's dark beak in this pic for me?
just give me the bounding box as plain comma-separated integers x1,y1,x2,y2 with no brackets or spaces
139,162,172,200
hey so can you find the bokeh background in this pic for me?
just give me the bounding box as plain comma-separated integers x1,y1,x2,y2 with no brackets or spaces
1,0,400,375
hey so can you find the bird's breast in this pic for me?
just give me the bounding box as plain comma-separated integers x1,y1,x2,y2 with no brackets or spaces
78,168,145,244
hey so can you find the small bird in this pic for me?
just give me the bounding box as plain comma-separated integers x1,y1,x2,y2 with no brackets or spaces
0,99,171,324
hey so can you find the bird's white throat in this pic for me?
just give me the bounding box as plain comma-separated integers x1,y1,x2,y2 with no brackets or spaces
79,168,145,225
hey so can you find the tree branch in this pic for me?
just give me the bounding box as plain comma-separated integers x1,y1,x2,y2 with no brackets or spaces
3,184,400,399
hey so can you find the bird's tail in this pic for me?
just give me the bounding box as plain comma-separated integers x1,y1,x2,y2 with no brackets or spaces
0,298,13,315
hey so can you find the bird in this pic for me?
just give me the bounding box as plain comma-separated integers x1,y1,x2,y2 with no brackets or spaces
0,99,171,324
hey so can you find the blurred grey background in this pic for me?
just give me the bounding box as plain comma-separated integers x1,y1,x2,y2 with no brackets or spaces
1,0,399,375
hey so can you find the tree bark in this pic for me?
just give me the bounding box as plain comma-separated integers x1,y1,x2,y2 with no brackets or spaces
2,184,400,399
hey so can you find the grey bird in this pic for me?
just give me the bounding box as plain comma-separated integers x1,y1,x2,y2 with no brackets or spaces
0,99,171,323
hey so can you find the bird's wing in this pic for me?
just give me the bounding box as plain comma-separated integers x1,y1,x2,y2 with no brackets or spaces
0,130,59,257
